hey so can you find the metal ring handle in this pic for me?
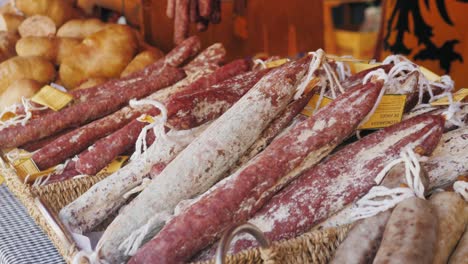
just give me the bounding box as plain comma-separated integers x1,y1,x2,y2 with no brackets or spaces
215,223,270,264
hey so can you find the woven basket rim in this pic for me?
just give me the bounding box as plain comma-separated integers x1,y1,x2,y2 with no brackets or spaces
3,167,350,264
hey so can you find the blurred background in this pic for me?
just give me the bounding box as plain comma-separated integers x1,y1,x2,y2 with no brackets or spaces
36,0,468,87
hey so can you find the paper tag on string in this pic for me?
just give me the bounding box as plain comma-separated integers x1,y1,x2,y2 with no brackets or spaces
137,114,156,124
349,62,382,74
430,88,468,106
0,111,16,121
266,58,289,68
32,85,73,111
326,55,370,63
301,94,333,117
302,94,406,129
359,95,407,129
14,158,40,180
420,66,441,82
97,156,129,176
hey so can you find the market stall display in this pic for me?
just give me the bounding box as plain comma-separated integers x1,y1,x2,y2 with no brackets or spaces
0,1,466,264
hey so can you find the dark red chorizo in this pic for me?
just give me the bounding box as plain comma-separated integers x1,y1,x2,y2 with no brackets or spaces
0,66,185,149
225,115,444,255
129,80,385,263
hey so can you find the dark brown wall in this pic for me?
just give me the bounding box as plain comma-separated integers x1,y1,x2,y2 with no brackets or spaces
143,0,324,60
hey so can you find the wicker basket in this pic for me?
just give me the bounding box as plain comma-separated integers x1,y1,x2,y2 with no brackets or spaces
2,166,350,264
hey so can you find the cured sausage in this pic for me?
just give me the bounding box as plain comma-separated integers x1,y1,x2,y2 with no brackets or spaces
198,0,212,18
60,123,210,234
166,0,175,18
373,197,438,264
231,91,314,172
96,56,312,263
425,127,468,190
60,69,270,234
430,192,466,264
74,59,250,176
129,80,385,263
0,66,185,149
330,211,391,264
330,163,430,264
448,226,468,264
174,0,190,45
32,107,144,170
224,114,443,254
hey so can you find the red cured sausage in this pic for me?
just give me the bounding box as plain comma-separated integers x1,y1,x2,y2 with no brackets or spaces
10,36,202,120
210,0,221,24
73,60,252,176
198,0,212,18
166,0,175,18
225,115,444,255
129,81,384,263
32,107,145,170
70,36,201,103
0,66,185,149
232,91,315,172
174,0,190,45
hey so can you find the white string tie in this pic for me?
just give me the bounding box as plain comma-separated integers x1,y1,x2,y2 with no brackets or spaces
253,59,267,70
294,49,325,100
349,147,427,221
453,181,468,201
129,99,169,162
118,211,172,257
122,177,152,199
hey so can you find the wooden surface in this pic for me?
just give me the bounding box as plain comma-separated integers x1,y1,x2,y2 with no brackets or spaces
142,0,324,60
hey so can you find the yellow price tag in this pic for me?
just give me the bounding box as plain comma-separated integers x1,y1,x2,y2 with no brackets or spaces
32,85,73,111
14,158,40,180
326,55,370,63
302,94,407,129
97,156,129,176
430,88,468,106
266,58,289,68
419,66,441,82
301,94,333,117
1,111,16,121
359,95,407,129
0,174,4,185
349,62,382,74
137,114,156,124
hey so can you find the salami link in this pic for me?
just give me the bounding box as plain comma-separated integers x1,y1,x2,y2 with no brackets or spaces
425,127,468,190
60,69,269,234
174,0,190,45
70,36,201,103
189,0,199,23
430,192,466,264
0,66,185,148
373,198,438,264
73,59,250,176
166,0,175,18
198,0,212,18
224,114,443,254
232,91,314,172
448,227,468,264
330,163,431,264
129,80,385,263
96,57,312,263
32,107,144,170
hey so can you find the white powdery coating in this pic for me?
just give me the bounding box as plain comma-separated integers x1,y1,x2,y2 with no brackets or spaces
59,124,207,233
248,120,435,239
426,128,468,190
97,61,308,263
192,99,230,123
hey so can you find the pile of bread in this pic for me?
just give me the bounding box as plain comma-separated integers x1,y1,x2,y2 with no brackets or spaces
0,0,163,110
